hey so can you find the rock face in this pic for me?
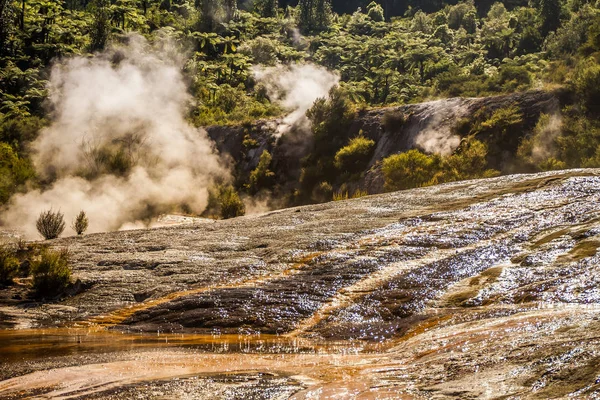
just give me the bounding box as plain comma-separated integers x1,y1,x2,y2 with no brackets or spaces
207,90,560,195
2,169,600,399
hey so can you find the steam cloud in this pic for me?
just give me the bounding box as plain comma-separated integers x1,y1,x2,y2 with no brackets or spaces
531,114,562,162
253,63,339,136
2,35,228,238
413,98,469,156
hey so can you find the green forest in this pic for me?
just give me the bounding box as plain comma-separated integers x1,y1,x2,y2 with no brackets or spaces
1,0,600,220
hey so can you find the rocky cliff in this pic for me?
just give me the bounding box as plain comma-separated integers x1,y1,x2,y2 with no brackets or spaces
207,90,560,195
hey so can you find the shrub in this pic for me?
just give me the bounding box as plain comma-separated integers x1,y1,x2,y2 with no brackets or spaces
36,209,66,240
539,157,567,171
382,110,406,132
333,189,349,201
334,136,375,173
351,189,368,199
0,245,19,285
366,1,384,22
0,143,36,204
219,185,245,219
72,211,89,235
242,134,259,149
382,149,442,192
306,86,356,156
31,248,72,296
574,58,600,113
248,150,275,194
476,104,524,137
441,139,499,181
239,37,279,65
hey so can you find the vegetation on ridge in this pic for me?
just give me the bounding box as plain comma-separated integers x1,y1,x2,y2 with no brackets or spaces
1,0,600,222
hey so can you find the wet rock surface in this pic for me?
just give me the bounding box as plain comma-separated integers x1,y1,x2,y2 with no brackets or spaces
2,169,600,398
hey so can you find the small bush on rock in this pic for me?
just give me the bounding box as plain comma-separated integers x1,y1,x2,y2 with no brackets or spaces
31,248,72,297
72,211,89,235
219,185,246,219
36,209,65,240
0,245,19,285
334,136,375,173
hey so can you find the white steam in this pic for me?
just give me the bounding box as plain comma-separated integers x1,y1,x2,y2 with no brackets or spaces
2,35,228,238
413,98,469,156
253,63,339,136
531,114,562,162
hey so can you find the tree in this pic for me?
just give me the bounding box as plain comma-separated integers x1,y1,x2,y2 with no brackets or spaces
314,0,331,31
367,1,384,22
297,0,313,32
298,0,330,32
89,0,111,51
256,0,277,17
540,0,562,35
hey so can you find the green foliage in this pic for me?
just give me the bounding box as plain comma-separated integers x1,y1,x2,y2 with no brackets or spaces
574,58,600,113
441,139,499,181
539,0,563,35
476,104,524,137
72,210,89,235
298,0,332,32
382,149,442,191
254,0,277,18
382,139,497,192
31,248,72,297
36,209,66,240
0,142,35,203
0,0,599,213
0,244,19,285
89,0,111,51
366,2,384,22
219,185,245,219
307,86,355,149
248,150,275,193
332,189,348,201
334,136,375,173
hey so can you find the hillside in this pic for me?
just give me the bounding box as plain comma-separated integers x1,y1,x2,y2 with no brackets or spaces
207,89,560,196
2,0,600,227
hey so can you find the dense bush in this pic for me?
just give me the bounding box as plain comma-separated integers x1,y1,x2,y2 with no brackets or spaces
382,139,498,192
72,211,89,235
248,150,275,193
382,149,442,191
441,140,499,182
36,210,66,240
334,136,375,173
574,58,600,113
0,245,19,285
219,185,246,219
0,143,35,204
31,248,72,297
